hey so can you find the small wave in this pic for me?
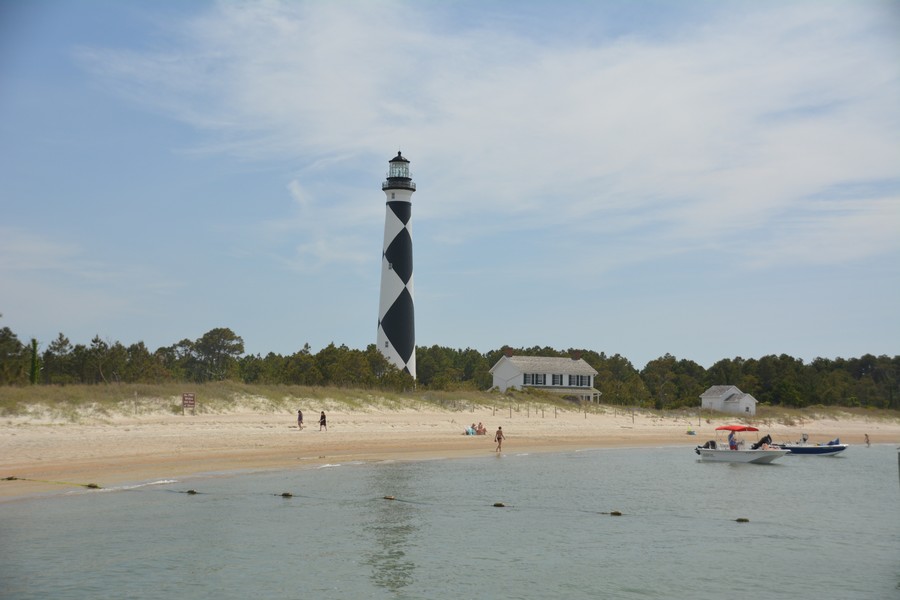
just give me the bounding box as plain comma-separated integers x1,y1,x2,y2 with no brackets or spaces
114,479,179,491
316,463,342,469
70,479,181,494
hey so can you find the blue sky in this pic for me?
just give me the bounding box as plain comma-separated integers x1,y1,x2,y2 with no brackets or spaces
1,1,898,369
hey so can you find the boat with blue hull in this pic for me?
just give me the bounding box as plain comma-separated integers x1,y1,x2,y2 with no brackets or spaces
775,435,848,456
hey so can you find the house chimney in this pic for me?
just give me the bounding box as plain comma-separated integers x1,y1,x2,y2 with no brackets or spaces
503,347,513,358
571,351,582,361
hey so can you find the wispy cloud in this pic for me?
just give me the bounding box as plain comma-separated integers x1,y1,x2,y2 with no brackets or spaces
0,227,184,326
0,227,80,271
75,1,900,274
746,188,900,268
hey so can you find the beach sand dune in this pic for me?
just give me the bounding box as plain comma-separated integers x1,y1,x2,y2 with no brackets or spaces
2,405,897,499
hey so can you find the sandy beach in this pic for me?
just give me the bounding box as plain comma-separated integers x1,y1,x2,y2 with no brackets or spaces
3,404,898,500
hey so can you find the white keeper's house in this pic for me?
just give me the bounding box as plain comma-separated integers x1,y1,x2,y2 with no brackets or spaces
700,385,758,416
490,354,600,402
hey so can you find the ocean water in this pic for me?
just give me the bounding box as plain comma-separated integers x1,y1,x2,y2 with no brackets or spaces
1,444,898,599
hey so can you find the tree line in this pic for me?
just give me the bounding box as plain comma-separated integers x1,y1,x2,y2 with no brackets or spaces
0,321,897,410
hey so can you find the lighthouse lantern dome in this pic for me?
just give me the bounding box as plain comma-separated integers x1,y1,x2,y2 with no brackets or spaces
383,151,415,191
388,152,410,179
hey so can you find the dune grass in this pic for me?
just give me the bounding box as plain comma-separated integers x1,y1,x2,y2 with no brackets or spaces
0,382,581,421
2,383,897,424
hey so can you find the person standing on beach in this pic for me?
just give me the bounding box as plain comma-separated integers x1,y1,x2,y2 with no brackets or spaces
494,426,504,452
297,410,304,430
319,411,327,431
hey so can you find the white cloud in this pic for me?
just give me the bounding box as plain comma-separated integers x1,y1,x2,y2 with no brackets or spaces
287,179,312,210
746,193,900,268
75,1,900,274
261,176,383,272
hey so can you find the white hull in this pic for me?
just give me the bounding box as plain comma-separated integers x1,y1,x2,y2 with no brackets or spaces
696,448,788,464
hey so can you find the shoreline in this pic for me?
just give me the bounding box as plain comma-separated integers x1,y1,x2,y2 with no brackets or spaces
3,407,898,501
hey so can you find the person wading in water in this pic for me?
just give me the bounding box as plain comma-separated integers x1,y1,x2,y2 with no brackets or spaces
494,426,505,452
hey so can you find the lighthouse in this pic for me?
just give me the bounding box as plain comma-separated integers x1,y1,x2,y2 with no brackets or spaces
377,151,417,378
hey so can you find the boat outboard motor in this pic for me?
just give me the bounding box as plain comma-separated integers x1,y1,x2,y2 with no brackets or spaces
750,434,772,450
695,440,717,455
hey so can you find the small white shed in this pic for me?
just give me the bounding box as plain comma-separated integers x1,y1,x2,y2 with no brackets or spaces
700,385,758,417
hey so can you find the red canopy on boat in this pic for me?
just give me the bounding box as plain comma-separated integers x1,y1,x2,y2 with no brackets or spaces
715,425,759,432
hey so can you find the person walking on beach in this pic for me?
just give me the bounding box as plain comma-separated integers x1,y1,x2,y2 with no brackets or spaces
865,433,870,447
319,411,327,431
494,426,505,452
297,410,304,430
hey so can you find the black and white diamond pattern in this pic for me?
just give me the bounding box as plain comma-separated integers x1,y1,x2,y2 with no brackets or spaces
377,199,416,377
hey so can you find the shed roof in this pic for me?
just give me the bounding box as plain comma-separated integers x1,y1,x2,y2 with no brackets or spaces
700,385,757,405
726,392,756,404
701,385,740,397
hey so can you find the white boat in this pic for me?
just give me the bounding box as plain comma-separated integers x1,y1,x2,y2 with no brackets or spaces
695,425,788,464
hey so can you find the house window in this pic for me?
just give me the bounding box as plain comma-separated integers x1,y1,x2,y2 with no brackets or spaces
568,375,590,387
552,374,562,386
524,374,545,385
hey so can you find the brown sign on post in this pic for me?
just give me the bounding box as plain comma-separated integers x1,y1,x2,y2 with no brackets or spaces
182,393,195,415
